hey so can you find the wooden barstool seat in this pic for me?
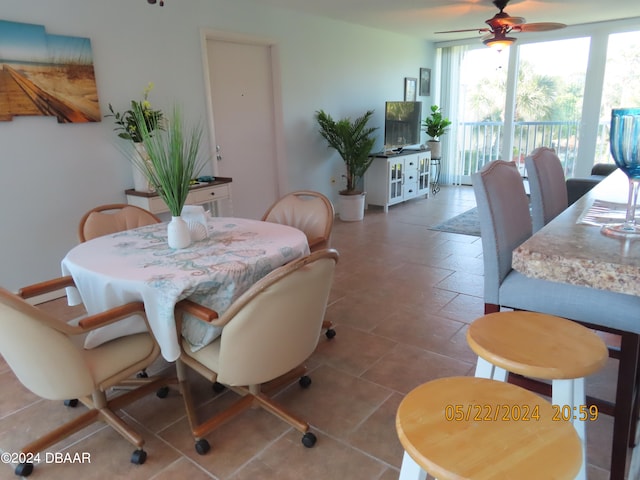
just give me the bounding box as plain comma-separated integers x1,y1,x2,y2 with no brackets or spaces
466,311,608,480
396,376,582,480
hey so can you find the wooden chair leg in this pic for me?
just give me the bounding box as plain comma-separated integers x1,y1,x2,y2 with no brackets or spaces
630,354,640,448
261,364,307,396
254,392,309,434
20,409,99,454
484,303,500,314
191,395,254,439
610,332,640,480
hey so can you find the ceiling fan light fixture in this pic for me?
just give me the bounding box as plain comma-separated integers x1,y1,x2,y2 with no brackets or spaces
483,35,516,51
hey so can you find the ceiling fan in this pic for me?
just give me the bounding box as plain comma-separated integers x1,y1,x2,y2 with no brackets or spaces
436,0,566,50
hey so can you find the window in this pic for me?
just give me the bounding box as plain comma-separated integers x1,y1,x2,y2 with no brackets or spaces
456,47,509,182
515,38,590,176
596,31,640,164
439,21,640,184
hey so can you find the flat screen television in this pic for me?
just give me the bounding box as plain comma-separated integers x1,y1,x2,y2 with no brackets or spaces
384,101,422,151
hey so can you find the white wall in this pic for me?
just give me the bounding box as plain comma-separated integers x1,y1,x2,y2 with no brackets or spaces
0,0,434,290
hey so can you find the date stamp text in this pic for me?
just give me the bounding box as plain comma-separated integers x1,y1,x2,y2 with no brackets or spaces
445,404,599,422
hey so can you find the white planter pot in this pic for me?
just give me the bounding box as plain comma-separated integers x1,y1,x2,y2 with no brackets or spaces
427,140,441,159
338,192,366,221
167,216,192,249
132,143,155,193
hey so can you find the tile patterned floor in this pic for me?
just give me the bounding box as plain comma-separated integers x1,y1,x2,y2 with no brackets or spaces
0,185,632,479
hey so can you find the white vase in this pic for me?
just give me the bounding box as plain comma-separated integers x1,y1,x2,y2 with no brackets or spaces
167,216,192,249
338,192,366,221
132,143,155,192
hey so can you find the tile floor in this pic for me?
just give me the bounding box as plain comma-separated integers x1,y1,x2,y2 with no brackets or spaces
0,185,634,479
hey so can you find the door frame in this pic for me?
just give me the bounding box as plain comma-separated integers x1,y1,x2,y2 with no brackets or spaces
199,28,287,196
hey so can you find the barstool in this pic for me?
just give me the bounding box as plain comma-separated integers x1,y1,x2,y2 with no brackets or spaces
466,311,608,480
396,376,582,480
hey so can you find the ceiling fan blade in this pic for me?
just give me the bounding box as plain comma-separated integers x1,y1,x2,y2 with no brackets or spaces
487,14,525,27
514,22,567,32
435,28,490,34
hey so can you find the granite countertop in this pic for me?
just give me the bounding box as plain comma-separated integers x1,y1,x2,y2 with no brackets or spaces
512,169,640,296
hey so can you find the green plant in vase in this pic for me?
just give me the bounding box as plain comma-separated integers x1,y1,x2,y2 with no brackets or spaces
133,104,208,248
422,105,452,159
107,83,164,192
107,83,163,143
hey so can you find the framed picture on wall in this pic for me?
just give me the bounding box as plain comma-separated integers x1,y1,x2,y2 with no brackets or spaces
404,77,417,101
419,68,431,96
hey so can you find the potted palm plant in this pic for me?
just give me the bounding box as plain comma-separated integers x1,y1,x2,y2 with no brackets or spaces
315,109,378,221
422,105,452,159
132,104,208,248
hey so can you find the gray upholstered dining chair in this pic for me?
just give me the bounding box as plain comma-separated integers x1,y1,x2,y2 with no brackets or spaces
525,147,569,233
472,159,640,479
78,203,161,242
0,276,170,477
173,249,338,455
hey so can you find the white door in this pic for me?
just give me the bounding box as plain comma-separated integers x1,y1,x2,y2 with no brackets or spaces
205,38,280,219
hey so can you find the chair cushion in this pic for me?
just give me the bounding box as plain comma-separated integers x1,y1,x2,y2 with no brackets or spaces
181,336,221,380
500,270,640,334
83,332,157,388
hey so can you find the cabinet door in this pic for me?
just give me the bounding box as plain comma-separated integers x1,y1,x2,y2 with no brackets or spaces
389,160,404,202
417,153,430,196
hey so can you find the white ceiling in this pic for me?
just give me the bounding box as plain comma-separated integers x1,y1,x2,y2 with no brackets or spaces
256,0,640,42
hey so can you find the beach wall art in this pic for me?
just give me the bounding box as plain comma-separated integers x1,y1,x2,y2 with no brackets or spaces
0,19,100,123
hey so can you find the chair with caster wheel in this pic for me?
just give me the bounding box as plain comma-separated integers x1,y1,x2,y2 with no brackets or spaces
0,276,170,477
262,191,337,339
174,249,338,455
78,203,162,379
78,203,161,242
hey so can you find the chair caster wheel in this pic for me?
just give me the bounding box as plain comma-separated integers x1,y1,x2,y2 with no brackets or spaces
15,462,33,477
131,449,147,465
325,328,336,339
136,370,149,378
299,375,312,388
212,382,226,394
302,431,317,448
64,399,79,407
156,386,170,398
195,439,211,455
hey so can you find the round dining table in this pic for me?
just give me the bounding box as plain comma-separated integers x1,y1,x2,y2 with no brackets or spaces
61,217,310,361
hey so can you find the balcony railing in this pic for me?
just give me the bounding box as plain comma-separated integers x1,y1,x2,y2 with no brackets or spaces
457,120,612,179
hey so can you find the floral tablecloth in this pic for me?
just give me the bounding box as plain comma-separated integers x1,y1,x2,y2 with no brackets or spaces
61,217,309,361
